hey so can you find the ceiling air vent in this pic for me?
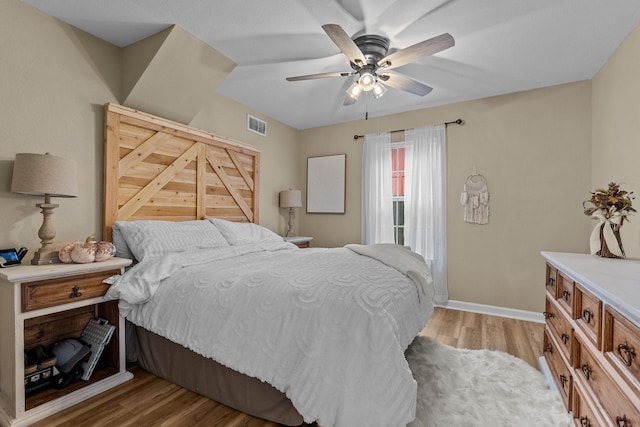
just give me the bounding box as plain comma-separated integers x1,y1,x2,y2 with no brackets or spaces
247,114,267,136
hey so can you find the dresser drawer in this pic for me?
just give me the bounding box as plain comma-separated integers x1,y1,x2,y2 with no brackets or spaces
575,335,640,427
545,296,573,364
544,328,572,410
575,283,602,349
546,263,559,298
21,270,118,312
557,272,575,317
604,306,640,397
572,380,606,427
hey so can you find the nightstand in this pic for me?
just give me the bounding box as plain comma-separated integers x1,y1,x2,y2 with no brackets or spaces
283,236,313,248
0,258,132,427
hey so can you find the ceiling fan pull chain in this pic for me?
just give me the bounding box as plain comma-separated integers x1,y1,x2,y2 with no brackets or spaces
365,93,369,120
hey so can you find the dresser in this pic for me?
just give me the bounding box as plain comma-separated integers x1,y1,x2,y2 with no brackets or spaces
541,252,640,427
0,258,133,427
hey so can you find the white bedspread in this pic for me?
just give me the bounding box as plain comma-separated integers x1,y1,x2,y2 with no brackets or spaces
105,242,434,426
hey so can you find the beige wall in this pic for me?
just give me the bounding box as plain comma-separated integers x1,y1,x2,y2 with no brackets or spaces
592,22,640,259
0,0,121,257
299,82,593,312
0,0,300,262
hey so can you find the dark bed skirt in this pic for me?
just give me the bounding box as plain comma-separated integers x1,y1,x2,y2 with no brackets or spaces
135,326,304,426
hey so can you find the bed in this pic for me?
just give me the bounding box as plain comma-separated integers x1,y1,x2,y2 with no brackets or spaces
101,103,434,426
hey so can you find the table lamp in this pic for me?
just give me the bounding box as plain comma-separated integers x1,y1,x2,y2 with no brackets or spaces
11,153,79,265
279,189,302,237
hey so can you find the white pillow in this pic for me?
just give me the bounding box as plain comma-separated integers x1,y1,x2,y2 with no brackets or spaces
111,222,135,261
208,218,282,245
113,220,229,261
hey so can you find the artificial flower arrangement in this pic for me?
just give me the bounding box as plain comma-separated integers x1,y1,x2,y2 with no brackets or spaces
583,182,635,258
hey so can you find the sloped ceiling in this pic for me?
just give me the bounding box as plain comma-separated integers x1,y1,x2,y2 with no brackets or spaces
121,25,236,124
23,0,640,129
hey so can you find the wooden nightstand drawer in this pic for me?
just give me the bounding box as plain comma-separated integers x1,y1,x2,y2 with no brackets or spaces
575,283,602,349
604,306,640,397
21,269,118,312
575,334,640,427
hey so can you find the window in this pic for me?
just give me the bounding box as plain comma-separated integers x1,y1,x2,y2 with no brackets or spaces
391,146,405,245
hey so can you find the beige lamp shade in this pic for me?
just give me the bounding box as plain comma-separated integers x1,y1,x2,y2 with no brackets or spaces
279,190,302,208
11,153,78,197
11,153,78,265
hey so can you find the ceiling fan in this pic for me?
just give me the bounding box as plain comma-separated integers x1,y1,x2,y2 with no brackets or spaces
286,24,455,106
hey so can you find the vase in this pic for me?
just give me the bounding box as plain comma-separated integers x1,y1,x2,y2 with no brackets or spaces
596,223,625,258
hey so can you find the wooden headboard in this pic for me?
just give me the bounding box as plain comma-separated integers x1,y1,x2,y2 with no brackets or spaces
102,103,261,241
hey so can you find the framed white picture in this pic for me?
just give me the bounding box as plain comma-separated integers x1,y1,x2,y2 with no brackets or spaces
306,154,346,214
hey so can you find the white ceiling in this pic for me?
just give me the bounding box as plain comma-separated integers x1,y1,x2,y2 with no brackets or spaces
23,0,640,130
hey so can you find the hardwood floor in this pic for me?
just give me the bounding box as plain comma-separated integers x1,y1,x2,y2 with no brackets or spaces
419,307,545,368
31,308,544,427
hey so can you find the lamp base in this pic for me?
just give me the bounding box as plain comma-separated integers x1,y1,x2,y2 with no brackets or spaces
31,198,62,265
285,208,294,237
31,247,61,265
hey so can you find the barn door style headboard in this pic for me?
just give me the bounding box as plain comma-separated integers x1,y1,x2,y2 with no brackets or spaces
103,103,260,241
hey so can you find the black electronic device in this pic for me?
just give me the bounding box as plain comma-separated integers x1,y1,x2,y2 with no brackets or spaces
52,338,91,388
0,247,27,267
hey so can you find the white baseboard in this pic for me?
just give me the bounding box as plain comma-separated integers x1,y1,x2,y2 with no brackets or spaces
538,356,558,391
436,299,544,324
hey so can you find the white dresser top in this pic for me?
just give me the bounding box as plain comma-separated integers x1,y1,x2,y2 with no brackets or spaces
541,251,640,325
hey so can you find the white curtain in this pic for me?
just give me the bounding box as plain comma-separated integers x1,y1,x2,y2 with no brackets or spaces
404,124,448,304
361,132,395,244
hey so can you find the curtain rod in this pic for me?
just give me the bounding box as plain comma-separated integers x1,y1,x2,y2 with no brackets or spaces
352,118,464,140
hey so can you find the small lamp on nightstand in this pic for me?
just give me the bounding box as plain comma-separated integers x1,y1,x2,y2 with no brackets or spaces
11,153,79,265
279,189,302,237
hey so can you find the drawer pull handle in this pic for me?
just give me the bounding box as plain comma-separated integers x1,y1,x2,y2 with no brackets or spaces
547,277,555,288
582,308,593,324
562,290,571,302
617,342,636,367
69,286,82,298
580,416,591,427
581,363,592,380
559,374,568,388
543,311,554,319
561,333,569,345
616,415,630,427
544,343,552,353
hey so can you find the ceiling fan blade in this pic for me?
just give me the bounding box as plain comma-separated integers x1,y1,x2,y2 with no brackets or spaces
286,71,352,81
322,24,367,66
379,72,432,96
377,33,454,70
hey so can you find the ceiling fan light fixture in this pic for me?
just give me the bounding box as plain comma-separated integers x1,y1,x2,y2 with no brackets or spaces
372,82,387,99
346,81,362,99
358,71,376,91
286,25,453,106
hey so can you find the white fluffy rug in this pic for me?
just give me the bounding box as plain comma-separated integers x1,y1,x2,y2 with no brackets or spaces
406,336,571,427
